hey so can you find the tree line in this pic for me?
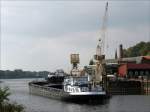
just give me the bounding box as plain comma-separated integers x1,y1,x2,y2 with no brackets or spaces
123,41,150,57
0,69,49,79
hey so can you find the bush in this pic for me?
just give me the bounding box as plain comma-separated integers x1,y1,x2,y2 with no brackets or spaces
0,87,25,112
0,87,10,105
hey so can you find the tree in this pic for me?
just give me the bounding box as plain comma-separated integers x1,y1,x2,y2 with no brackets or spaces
89,59,94,65
123,41,150,57
0,87,10,105
0,87,25,112
147,52,150,56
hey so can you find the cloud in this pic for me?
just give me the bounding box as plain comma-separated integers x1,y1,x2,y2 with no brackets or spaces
1,24,149,71
1,31,97,71
2,1,150,38
1,1,150,71
1,1,105,38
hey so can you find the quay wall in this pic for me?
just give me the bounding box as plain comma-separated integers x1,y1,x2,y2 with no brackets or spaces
107,80,144,95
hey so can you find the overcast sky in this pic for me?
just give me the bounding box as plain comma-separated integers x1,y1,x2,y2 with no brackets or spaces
1,1,150,72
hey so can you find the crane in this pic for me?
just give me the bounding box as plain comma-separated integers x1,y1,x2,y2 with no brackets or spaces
93,2,109,85
98,2,108,56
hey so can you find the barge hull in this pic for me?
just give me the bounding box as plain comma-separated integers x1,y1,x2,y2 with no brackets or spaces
29,82,107,103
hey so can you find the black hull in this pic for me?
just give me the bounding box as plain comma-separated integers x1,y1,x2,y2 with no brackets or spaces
62,94,108,104
29,81,108,104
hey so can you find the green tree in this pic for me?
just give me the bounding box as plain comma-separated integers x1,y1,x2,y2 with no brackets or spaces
0,87,10,105
89,59,94,65
123,41,150,57
147,52,150,56
0,87,25,112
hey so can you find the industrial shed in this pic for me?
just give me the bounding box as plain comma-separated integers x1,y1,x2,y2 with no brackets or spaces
118,63,150,78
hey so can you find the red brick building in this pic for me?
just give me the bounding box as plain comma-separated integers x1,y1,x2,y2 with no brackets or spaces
118,56,150,77
118,63,150,77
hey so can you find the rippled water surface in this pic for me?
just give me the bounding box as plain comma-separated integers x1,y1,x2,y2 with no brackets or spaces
1,79,150,112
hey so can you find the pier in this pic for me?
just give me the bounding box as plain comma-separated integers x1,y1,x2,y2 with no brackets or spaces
107,80,144,95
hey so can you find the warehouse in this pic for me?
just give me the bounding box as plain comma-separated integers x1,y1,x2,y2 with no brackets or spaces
118,63,150,78
106,56,150,78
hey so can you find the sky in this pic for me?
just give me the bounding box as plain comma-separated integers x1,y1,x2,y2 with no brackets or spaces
1,1,150,72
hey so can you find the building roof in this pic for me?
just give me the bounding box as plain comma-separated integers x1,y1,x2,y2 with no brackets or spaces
106,56,150,64
127,63,150,69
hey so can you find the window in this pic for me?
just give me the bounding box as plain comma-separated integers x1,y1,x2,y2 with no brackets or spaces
128,71,133,78
135,71,139,76
129,71,133,75
145,71,149,75
140,71,144,76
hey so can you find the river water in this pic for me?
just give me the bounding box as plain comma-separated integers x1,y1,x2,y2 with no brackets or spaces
0,79,150,112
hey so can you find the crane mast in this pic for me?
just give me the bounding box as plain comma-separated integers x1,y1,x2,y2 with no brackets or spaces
93,2,108,85
99,2,108,55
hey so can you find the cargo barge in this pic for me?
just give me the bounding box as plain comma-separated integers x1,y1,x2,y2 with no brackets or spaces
29,78,108,103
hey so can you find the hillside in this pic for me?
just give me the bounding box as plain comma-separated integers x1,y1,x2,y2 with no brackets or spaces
123,41,150,57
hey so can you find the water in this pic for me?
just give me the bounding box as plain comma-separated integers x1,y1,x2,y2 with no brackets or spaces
0,79,150,112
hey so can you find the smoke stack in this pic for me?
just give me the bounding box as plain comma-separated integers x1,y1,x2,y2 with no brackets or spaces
115,49,118,59
119,44,123,58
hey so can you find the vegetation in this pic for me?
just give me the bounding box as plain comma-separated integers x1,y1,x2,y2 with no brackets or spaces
0,87,10,105
0,69,49,79
0,87,25,112
123,41,150,57
89,59,95,65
